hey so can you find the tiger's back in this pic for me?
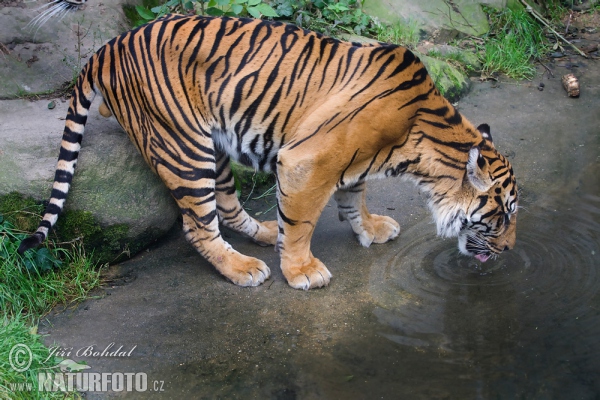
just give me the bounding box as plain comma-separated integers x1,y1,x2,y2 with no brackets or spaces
20,15,518,290
96,15,437,170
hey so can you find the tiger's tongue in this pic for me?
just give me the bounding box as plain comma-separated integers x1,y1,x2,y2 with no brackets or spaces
475,254,490,263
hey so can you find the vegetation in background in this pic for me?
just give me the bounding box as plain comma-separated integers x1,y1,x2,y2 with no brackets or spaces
130,0,375,36
375,19,420,48
230,163,277,216
480,7,549,79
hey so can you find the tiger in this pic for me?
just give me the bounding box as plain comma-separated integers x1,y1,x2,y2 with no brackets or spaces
18,14,518,290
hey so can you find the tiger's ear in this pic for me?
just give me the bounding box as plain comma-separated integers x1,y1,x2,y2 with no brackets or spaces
477,124,493,143
466,146,493,192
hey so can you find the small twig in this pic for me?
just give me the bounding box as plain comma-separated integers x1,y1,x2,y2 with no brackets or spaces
54,237,83,246
565,12,572,35
539,60,554,77
520,0,588,58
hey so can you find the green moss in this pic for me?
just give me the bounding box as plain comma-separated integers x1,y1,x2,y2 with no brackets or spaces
55,210,131,264
419,53,469,103
0,192,44,232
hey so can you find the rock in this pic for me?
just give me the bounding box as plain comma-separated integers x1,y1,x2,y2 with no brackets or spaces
364,0,522,38
0,0,132,98
418,53,470,103
0,99,179,262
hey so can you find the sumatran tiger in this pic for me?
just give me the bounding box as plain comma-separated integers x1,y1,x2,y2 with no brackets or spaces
18,14,518,290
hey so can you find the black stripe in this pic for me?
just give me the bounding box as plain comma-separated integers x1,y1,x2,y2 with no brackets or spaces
50,188,68,200
278,206,297,226
58,147,79,162
339,149,360,187
171,186,214,200
54,170,73,183
44,203,62,216
386,49,416,80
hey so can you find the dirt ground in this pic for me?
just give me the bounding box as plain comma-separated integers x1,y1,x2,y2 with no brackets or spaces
31,46,600,399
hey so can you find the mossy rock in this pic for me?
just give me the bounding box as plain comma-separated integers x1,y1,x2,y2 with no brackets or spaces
418,53,470,103
0,192,161,265
363,0,523,39
1,100,179,265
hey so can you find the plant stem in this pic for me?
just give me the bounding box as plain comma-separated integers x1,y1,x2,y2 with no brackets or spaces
519,0,588,58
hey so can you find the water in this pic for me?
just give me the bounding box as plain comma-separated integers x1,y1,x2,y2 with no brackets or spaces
369,193,600,398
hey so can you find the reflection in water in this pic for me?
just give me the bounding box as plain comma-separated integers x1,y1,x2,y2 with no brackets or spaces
369,193,600,397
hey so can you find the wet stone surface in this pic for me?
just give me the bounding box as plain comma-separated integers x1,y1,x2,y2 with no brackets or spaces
39,60,600,398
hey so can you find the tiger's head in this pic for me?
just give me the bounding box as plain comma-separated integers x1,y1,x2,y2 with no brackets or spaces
431,124,518,262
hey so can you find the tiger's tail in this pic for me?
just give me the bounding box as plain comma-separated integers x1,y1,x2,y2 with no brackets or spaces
18,61,97,254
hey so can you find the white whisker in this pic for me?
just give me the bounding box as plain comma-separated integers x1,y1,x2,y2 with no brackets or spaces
27,0,78,32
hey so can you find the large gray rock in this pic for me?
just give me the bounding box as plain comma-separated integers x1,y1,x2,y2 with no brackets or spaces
364,0,520,40
0,0,132,98
0,98,179,257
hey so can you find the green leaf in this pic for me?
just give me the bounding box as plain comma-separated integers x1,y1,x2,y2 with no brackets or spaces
184,1,194,10
150,5,167,13
135,5,156,20
276,2,293,16
216,0,230,6
231,3,244,14
247,0,261,6
255,3,279,17
206,6,225,15
246,6,261,18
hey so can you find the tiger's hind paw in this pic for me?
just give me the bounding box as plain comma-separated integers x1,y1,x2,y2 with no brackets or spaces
357,214,400,248
252,220,278,246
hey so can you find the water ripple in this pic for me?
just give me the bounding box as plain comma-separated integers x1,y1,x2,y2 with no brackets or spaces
369,194,600,354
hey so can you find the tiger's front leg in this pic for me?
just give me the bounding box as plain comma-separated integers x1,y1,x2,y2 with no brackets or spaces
155,146,270,287
275,150,336,290
214,151,278,246
334,181,400,247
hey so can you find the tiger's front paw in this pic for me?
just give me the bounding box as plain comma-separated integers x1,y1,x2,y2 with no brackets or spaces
218,253,271,287
282,257,332,290
357,214,400,248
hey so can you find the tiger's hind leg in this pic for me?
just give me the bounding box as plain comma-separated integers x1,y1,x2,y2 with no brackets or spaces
214,151,278,246
154,144,270,287
334,181,400,247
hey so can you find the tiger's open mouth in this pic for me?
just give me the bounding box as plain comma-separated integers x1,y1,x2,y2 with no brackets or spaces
474,253,491,263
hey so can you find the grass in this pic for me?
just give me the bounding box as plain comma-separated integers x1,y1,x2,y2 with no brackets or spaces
375,20,421,48
480,7,548,80
0,206,103,398
0,314,82,399
0,214,103,321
